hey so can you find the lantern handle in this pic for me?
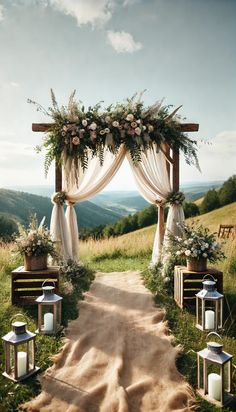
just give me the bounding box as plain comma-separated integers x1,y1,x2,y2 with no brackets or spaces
203,274,217,283
10,313,28,324
42,279,56,288
207,332,222,341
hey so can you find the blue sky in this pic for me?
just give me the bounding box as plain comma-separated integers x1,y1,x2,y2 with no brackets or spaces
0,0,235,190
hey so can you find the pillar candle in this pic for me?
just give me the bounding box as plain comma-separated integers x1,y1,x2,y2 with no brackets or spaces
208,373,221,401
205,310,215,329
44,312,54,331
17,351,27,377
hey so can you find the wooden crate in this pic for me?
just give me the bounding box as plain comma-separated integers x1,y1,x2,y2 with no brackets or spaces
11,266,60,305
174,266,223,309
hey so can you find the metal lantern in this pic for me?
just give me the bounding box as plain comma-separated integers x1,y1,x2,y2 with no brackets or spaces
2,314,39,382
197,333,233,407
35,280,63,335
196,275,223,332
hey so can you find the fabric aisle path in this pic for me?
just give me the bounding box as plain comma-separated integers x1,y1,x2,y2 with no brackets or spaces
23,271,193,412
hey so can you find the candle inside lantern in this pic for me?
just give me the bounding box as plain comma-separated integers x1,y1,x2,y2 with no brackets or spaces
44,313,54,331
17,351,27,377
205,310,215,329
208,373,221,401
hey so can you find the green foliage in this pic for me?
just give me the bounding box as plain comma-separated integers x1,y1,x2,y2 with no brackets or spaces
219,175,236,206
200,189,220,214
0,214,18,241
29,91,199,177
183,201,200,218
60,258,95,293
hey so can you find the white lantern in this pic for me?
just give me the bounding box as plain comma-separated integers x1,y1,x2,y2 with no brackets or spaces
2,314,39,382
196,275,223,332
197,333,233,407
35,280,63,335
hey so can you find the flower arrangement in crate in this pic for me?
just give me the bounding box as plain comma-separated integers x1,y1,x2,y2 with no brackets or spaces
167,222,225,272
15,214,56,271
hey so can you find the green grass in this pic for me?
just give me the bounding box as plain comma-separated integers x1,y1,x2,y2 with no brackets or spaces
1,202,236,411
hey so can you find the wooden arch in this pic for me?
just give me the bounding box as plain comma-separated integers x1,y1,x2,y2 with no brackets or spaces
32,122,199,247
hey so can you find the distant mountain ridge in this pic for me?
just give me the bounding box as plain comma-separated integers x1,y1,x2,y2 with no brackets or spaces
0,189,121,229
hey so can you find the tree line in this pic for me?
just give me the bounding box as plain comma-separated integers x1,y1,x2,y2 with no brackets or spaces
80,175,236,240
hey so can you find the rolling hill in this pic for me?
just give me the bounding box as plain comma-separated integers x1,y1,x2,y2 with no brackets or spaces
80,201,236,261
0,189,121,229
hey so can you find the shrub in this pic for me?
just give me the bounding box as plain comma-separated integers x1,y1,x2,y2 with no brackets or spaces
200,189,220,214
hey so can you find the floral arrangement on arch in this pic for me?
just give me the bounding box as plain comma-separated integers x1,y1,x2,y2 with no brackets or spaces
29,90,199,181
15,213,56,257
166,190,185,206
166,222,225,263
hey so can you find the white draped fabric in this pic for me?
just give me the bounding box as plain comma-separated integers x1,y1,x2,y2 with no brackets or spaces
50,143,185,264
127,145,185,263
50,145,126,260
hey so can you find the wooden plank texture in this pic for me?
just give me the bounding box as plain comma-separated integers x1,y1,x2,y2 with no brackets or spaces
32,122,199,133
11,266,60,305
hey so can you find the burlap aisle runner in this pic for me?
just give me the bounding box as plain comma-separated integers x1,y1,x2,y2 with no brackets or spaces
24,271,193,412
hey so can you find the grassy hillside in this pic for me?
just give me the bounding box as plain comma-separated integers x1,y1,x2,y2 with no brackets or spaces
0,188,121,229
80,201,236,268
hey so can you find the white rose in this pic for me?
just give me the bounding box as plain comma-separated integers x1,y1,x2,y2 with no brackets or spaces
105,116,111,123
112,121,119,127
104,128,110,134
126,113,134,122
205,243,209,248
142,125,146,131
202,253,208,258
82,119,87,127
148,125,154,132
185,250,191,256
135,127,142,136
89,122,97,131
176,251,181,256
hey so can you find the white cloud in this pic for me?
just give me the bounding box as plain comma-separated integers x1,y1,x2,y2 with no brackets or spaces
122,0,140,6
0,141,35,163
181,131,236,183
107,30,143,53
10,81,20,87
0,4,5,21
50,0,113,27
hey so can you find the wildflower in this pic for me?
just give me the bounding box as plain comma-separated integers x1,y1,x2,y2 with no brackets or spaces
72,136,80,145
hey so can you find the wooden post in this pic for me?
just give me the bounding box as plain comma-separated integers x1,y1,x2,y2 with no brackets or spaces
172,148,179,192
55,162,62,192
158,204,165,254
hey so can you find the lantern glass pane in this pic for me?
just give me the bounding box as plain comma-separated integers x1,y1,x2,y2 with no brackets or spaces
28,339,35,370
198,355,204,389
9,344,14,372
15,342,28,378
42,304,54,332
197,298,203,325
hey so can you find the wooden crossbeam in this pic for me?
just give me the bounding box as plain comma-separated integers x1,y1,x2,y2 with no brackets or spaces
32,122,199,133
